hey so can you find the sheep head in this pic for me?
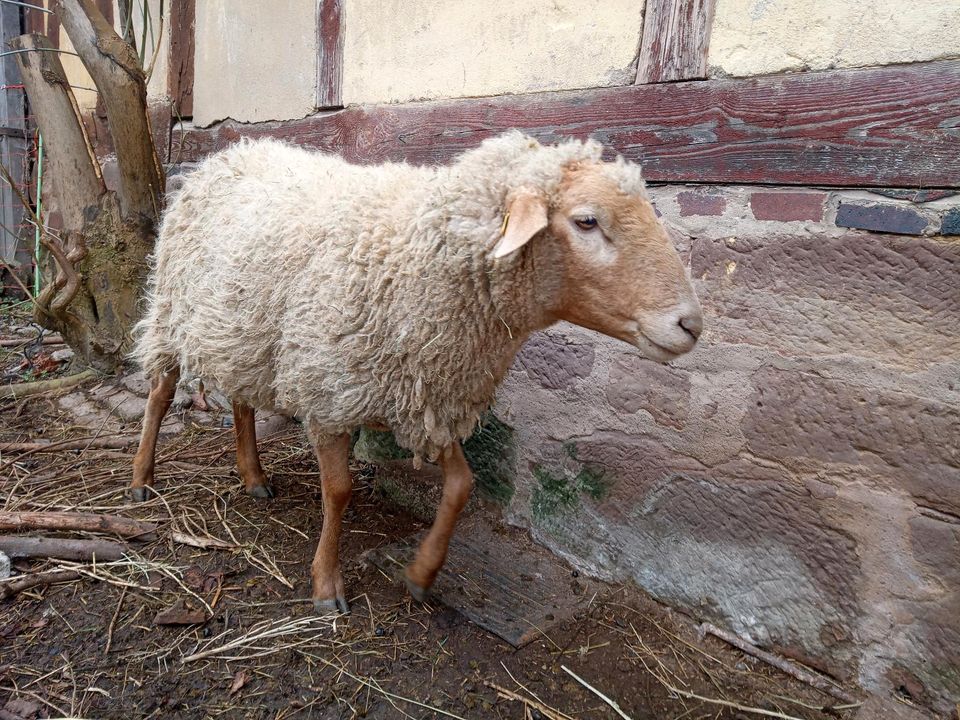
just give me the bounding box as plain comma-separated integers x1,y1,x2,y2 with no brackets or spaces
494,159,702,362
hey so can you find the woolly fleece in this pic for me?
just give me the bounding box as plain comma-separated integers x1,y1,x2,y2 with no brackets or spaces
134,132,648,459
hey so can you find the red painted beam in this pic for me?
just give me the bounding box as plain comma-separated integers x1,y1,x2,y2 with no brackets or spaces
174,60,960,189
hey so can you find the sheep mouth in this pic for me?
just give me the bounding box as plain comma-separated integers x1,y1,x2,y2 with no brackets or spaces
631,333,681,363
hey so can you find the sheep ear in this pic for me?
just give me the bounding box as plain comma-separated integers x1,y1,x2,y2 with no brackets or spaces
493,191,548,259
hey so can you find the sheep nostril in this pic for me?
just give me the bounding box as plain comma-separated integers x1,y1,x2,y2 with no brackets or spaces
679,313,703,341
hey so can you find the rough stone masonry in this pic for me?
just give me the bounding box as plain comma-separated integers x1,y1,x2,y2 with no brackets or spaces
358,185,960,714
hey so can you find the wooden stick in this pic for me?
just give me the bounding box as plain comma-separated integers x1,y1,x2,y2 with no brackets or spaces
0,434,138,454
561,665,633,720
0,512,157,541
0,569,81,600
0,369,98,399
698,623,858,704
0,535,126,561
0,335,64,347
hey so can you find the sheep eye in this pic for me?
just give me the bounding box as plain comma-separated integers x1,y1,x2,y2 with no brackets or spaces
574,217,598,230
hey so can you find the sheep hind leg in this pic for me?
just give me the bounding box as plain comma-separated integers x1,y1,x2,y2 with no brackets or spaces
405,442,474,601
309,431,352,614
232,401,274,498
129,368,180,502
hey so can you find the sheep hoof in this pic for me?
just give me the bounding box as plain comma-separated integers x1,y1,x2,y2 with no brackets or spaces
127,485,155,503
404,575,429,603
313,597,350,615
247,483,275,499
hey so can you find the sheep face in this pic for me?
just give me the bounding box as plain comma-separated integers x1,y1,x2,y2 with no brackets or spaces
497,161,702,361
553,162,701,360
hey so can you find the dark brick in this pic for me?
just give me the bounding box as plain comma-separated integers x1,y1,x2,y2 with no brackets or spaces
940,208,960,235
870,188,957,203
743,366,960,515
691,233,960,366
835,202,928,235
516,332,595,390
750,191,826,222
677,191,726,217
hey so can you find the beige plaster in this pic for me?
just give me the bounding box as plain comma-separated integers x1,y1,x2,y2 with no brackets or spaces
192,0,317,126
341,0,645,105
710,0,960,77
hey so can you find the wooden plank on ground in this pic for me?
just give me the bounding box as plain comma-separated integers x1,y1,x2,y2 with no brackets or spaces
172,60,960,188
368,519,594,647
636,0,716,83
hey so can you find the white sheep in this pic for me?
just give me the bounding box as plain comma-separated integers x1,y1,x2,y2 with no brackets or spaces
130,131,702,612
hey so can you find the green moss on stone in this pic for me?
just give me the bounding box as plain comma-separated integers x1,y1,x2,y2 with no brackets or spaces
464,412,516,504
351,412,516,505
531,444,611,524
352,427,413,462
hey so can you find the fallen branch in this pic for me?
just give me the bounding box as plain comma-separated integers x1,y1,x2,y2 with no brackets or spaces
0,535,126,561
0,512,156,541
0,434,138,454
561,665,633,720
0,569,81,600
0,336,65,348
0,369,98,399
698,623,858,705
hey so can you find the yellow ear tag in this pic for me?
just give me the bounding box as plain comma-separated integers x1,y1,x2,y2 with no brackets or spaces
499,212,510,236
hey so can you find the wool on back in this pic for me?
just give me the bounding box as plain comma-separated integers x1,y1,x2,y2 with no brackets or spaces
134,133,607,458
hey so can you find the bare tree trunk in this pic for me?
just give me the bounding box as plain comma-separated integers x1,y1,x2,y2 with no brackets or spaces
9,0,165,371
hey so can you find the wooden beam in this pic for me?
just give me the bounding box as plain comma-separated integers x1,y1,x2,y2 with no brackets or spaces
168,0,194,117
172,60,960,189
316,0,343,109
636,0,715,84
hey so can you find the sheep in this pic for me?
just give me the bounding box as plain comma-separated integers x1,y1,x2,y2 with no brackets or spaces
130,131,703,613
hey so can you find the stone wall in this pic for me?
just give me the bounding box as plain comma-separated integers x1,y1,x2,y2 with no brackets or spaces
491,186,960,712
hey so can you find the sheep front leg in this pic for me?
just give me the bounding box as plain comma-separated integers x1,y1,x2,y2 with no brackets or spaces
232,401,274,498
129,369,180,502
405,443,474,601
310,431,353,614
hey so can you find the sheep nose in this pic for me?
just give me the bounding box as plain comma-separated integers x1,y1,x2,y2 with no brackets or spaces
679,310,703,341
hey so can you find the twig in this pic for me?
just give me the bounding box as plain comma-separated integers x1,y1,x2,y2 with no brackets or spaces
0,511,157,541
0,569,81,599
0,535,127,561
0,369,97,399
561,665,633,720
181,616,334,663
698,623,858,704
170,530,236,550
104,586,127,654
312,655,467,720
485,681,573,720
637,654,806,720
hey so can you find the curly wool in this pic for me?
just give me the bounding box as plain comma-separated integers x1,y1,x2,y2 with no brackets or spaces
134,131,636,459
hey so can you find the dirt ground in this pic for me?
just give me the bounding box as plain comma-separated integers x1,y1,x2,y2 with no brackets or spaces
0,309,888,720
